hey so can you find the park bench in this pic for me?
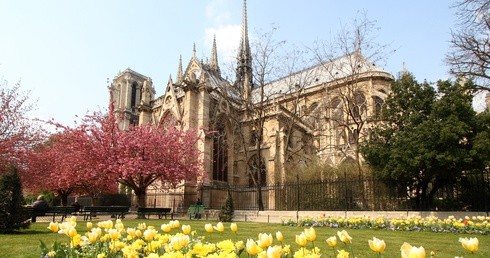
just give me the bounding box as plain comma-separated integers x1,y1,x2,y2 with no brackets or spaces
25,206,77,222
137,207,173,219
82,206,130,221
187,204,205,220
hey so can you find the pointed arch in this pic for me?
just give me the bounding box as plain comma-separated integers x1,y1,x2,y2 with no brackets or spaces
340,156,356,166
159,110,179,129
351,91,367,120
372,96,384,118
211,114,229,182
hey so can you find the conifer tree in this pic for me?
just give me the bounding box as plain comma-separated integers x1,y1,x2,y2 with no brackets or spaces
218,189,234,222
0,164,29,233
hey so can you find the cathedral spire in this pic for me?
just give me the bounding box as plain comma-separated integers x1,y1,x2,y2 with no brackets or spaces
236,0,253,101
210,35,221,75
238,0,251,68
192,43,196,59
177,55,183,84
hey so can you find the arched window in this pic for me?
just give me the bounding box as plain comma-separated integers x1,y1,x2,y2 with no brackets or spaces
330,97,343,124
248,154,266,187
373,96,384,118
351,92,366,120
159,112,178,129
130,82,138,111
129,82,139,126
330,97,345,146
306,102,320,128
212,119,228,182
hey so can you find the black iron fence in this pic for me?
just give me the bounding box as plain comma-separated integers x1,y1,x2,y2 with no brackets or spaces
68,171,489,213
201,171,490,212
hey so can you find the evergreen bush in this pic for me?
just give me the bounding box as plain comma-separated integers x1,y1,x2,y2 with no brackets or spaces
218,189,234,222
0,164,30,233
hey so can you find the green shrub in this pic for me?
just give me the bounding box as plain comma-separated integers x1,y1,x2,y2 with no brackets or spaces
0,164,30,233
218,190,234,222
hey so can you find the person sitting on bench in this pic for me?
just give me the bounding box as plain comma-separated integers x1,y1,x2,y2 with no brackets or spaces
32,195,49,222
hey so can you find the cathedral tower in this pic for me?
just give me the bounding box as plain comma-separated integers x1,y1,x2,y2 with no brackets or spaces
110,68,154,130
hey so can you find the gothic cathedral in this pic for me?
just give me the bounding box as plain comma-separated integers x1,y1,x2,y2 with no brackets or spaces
109,0,393,209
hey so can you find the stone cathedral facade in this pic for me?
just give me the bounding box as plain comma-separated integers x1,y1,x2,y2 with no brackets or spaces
109,1,393,208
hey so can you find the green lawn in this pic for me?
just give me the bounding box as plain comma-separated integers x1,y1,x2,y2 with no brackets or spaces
1,219,489,257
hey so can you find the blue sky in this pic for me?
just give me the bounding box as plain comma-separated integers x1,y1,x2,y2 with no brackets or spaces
1,0,478,127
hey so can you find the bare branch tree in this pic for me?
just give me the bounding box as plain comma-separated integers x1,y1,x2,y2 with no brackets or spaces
447,0,490,90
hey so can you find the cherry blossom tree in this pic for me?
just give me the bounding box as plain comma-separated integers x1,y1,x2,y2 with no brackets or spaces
111,125,202,208
26,129,118,206
0,79,43,169
26,95,203,208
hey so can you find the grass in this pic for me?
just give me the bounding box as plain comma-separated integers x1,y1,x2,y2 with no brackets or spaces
1,218,489,257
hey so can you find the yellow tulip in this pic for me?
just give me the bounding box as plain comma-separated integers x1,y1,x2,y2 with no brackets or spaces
337,230,352,244
135,230,142,238
86,232,98,243
170,234,190,251
257,233,273,248
368,237,386,253
337,249,349,258
326,236,337,247
170,220,180,229
276,231,284,242
230,223,238,233
235,240,245,250
161,223,171,233
92,227,102,238
67,228,78,238
108,228,121,241
137,223,146,230
214,222,225,232
143,228,158,241
257,251,267,258
216,239,235,253
304,227,316,242
47,222,59,233
86,222,93,230
204,223,214,233
459,237,479,253
182,224,191,235
266,245,282,258
400,242,426,258
71,234,81,247
246,239,262,255
295,232,307,247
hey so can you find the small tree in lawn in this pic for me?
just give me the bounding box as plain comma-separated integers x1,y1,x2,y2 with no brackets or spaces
0,164,29,233
218,189,234,222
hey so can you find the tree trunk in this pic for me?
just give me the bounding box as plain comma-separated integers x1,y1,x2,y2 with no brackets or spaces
59,193,69,206
135,189,147,209
257,186,264,211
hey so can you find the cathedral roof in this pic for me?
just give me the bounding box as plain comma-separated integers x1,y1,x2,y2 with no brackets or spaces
114,68,152,82
252,52,391,103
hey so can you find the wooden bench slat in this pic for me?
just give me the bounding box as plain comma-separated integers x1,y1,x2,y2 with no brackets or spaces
23,206,78,222
82,206,130,221
137,207,172,219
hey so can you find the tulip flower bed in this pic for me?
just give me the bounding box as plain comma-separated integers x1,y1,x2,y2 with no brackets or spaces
284,215,490,235
0,217,489,257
